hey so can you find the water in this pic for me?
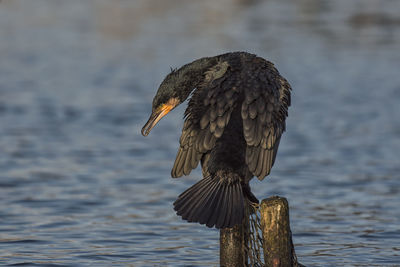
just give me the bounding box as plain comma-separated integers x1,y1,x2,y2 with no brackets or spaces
0,0,399,266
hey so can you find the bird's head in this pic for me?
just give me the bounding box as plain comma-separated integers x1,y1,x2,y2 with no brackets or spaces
141,56,220,136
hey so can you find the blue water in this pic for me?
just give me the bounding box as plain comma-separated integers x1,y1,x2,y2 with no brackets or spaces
0,0,399,266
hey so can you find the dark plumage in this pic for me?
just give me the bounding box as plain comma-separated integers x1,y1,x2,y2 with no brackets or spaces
142,52,291,229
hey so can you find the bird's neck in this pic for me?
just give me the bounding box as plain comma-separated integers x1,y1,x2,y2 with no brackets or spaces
175,56,219,100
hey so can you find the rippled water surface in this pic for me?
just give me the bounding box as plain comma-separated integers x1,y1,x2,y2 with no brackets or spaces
1,0,400,266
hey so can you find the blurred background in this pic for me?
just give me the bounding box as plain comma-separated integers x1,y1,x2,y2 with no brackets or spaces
1,0,399,266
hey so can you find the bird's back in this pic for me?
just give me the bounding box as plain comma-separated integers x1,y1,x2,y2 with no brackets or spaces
172,52,290,180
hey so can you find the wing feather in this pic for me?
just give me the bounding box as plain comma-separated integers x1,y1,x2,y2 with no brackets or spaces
171,78,239,178
242,68,291,180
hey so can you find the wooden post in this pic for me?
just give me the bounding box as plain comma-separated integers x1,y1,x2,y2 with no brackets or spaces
220,224,245,267
260,196,297,267
220,196,304,267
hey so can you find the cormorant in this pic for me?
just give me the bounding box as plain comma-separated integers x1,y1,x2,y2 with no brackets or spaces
142,52,291,229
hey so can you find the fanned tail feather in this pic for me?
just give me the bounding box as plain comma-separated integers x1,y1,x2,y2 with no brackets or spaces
173,173,247,229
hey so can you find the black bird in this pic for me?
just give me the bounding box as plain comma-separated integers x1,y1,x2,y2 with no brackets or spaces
142,52,291,229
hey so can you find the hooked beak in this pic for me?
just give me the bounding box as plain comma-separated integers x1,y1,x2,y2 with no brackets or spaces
141,98,179,136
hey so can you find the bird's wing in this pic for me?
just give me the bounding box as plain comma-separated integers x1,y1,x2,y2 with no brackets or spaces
242,70,291,180
171,77,239,178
